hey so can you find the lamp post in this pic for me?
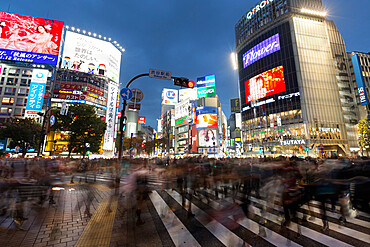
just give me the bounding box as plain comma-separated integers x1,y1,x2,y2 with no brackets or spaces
37,107,56,157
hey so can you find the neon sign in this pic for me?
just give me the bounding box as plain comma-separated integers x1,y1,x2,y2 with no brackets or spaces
247,0,274,20
243,33,280,68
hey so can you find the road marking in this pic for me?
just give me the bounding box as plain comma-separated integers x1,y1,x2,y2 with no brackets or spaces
75,196,118,247
149,190,201,247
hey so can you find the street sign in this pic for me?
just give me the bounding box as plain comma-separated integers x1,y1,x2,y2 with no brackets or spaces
15,146,20,152
138,116,146,124
130,88,144,103
149,69,171,80
50,115,55,126
120,88,133,101
128,102,141,110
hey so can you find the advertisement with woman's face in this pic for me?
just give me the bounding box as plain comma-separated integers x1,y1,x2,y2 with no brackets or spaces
0,12,63,65
198,129,217,147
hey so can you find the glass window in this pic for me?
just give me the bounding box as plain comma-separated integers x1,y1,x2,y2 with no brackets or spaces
2,97,14,104
14,108,23,115
18,88,26,95
0,107,8,113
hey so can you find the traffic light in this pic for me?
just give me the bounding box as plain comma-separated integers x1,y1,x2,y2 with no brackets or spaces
86,150,91,155
122,116,127,132
173,77,195,88
141,143,145,148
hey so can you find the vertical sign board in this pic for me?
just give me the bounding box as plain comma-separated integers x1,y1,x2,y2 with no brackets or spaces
351,54,369,106
25,69,48,116
103,82,118,151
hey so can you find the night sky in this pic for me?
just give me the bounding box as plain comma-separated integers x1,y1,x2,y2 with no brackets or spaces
0,0,369,128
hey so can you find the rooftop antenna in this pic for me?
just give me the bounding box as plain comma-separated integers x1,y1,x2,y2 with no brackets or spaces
7,4,10,12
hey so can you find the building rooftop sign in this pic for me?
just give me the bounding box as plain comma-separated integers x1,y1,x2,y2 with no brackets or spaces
246,0,274,20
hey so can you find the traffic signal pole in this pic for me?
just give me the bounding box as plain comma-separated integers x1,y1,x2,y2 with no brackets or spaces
117,73,193,162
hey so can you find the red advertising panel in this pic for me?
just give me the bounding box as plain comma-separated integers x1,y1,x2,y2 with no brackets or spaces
138,116,146,125
0,12,63,65
245,65,285,103
196,114,218,129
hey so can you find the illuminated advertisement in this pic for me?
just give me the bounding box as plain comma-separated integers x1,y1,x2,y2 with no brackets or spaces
62,31,121,82
103,82,118,151
245,65,285,103
197,74,215,88
0,12,63,65
162,88,178,105
175,116,188,127
179,88,197,102
198,129,217,147
175,99,190,120
196,114,218,129
25,69,48,115
197,85,216,99
243,33,280,68
196,106,217,115
351,54,369,106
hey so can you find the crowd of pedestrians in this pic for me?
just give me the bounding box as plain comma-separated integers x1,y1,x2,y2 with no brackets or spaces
0,155,369,235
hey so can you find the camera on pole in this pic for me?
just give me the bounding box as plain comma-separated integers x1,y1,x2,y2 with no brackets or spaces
173,77,195,88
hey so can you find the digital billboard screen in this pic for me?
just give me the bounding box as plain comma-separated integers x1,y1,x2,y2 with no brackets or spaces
243,33,280,68
197,74,215,88
196,114,218,129
62,31,122,82
198,129,217,147
245,65,285,103
0,12,63,65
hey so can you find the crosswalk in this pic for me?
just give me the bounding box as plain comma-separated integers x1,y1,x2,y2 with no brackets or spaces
145,187,370,247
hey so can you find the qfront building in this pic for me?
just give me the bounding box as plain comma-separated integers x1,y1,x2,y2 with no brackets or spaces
235,0,359,157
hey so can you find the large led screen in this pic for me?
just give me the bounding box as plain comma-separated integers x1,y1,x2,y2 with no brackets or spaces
0,12,63,65
198,129,217,147
196,114,218,129
245,65,285,103
62,31,121,82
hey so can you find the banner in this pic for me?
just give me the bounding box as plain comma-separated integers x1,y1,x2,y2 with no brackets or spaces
25,69,48,115
351,54,369,106
103,82,118,150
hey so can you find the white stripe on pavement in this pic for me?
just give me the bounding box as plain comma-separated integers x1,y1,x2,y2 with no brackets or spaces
149,190,201,247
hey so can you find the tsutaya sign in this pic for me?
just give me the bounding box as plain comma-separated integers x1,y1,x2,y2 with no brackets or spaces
243,33,280,68
280,140,306,146
247,0,274,20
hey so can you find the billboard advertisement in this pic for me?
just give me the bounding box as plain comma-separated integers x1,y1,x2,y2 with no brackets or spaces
175,99,190,120
197,85,216,99
196,106,217,115
351,54,369,106
103,82,118,151
179,88,197,102
197,74,215,88
0,12,63,65
25,69,48,115
162,88,178,105
245,65,285,103
196,114,218,129
243,33,280,68
198,129,217,147
61,31,121,82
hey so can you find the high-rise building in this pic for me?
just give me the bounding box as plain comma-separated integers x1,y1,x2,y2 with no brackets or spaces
235,0,358,157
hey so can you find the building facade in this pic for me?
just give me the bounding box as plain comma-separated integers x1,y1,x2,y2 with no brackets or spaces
235,0,358,157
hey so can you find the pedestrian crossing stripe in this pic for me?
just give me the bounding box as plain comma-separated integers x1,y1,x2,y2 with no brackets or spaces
146,189,370,247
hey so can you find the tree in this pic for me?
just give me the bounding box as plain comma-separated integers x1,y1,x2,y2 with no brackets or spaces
357,119,370,155
0,118,41,156
64,104,106,157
